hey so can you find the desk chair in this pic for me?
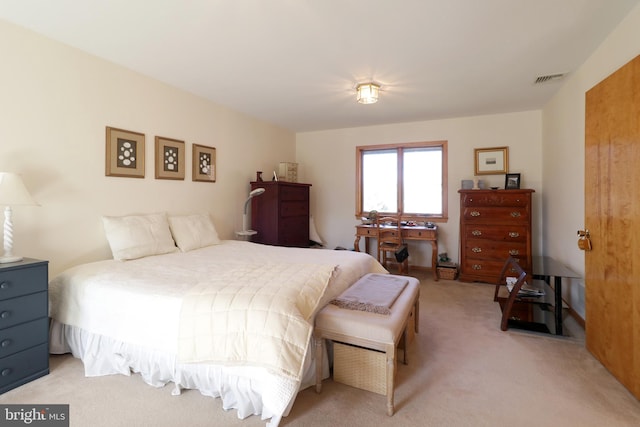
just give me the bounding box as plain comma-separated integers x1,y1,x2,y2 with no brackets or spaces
376,216,409,275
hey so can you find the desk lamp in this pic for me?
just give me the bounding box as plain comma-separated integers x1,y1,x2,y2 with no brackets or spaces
240,187,265,236
0,172,37,263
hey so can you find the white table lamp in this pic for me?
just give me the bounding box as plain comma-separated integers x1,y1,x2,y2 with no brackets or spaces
238,187,265,237
0,172,37,263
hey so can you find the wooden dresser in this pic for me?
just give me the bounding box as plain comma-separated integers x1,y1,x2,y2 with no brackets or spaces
0,258,49,394
458,189,534,283
250,181,311,247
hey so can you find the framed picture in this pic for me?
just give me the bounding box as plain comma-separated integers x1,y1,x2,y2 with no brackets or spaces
192,144,216,182
505,173,521,189
105,127,145,178
154,136,185,180
474,146,509,175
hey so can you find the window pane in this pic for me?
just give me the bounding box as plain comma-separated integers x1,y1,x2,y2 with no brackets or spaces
362,150,397,212
403,148,442,214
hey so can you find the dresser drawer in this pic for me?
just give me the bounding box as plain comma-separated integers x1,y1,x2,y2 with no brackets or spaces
462,256,529,274
462,225,528,242
280,200,309,217
280,217,309,246
461,192,530,207
0,263,48,301
279,185,309,201
0,292,47,330
403,228,436,240
0,343,49,393
0,317,48,358
464,239,528,260
462,207,529,223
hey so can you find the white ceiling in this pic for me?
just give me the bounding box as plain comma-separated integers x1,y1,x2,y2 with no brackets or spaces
1,0,638,132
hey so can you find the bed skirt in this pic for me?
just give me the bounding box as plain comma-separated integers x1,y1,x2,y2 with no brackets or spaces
49,320,328,426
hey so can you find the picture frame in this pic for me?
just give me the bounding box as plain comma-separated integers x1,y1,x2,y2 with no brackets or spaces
154,136,185,180
192,143,216,182
105,127,145,178
474,146,509,175
505,173,521,189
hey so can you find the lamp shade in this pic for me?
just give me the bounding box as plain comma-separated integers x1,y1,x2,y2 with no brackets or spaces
356,83,380,104
0,173,36,206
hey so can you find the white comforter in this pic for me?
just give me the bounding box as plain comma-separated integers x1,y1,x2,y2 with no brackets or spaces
48,240,386,425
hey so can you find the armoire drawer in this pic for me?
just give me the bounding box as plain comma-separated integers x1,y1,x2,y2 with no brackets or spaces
280,201,309,217
279,185,309,201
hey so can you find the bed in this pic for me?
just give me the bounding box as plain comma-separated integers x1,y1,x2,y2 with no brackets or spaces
48,213,386,426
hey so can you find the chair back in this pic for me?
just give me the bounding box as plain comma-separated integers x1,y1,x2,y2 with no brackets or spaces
376,216,403,248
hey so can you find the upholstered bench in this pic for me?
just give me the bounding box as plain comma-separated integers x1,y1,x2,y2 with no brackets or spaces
314,273,420,416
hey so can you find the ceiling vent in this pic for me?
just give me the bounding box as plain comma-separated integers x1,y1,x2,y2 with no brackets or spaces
534,73,566,84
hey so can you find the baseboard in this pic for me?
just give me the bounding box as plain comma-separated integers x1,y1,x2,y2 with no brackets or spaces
407,265,433,273
568,307,585,328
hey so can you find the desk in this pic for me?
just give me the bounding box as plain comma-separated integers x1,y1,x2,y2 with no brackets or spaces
532,256,580,336
354,224,438,281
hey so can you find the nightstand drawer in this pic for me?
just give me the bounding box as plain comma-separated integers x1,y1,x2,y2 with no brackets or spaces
0,343,49,393
0,263,48,300
0,292,47,330
0,317,48,358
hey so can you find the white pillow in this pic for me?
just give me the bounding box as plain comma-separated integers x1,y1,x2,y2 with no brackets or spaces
102,213,178,261
168,213,221,252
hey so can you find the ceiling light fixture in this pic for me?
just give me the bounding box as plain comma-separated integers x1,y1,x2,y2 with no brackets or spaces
356,83,380,104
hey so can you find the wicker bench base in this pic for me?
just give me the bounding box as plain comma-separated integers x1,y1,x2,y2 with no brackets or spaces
314,274,420,416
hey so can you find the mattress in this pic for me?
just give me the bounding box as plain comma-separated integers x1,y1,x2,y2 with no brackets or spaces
48,240,386,426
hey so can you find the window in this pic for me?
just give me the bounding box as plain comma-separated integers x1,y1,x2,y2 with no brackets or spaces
356,141,448,221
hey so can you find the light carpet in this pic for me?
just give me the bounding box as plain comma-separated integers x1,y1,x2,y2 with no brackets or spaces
2,272,639,427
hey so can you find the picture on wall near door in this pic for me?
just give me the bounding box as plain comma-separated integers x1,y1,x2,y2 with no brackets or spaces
474,146,509,175
505,173,521,189
154,136,185,180
192,143,216,182
105,126,145,178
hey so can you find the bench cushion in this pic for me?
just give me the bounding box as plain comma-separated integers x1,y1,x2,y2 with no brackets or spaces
315,275,419,344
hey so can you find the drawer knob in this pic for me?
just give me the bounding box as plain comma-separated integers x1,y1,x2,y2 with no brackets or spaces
510,211,521,217
472,247,482,253
0,311,10,319
472,264,482,270
508,232,520,238
509,249,520,256
1,368,11,376
0,339,10,348
470,211,481,217
471,230,482,236
0,281,9,290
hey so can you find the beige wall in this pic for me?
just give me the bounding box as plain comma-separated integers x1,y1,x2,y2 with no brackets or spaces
296,111,543,267
541,3,640,317
0,20,295,276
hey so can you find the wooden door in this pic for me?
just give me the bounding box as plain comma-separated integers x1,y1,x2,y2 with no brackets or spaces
584,54,640,400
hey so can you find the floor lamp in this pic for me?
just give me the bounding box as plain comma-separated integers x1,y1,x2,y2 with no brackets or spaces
0,172,37,264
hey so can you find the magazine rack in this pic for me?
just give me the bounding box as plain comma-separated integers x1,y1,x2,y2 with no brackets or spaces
494,257,548,332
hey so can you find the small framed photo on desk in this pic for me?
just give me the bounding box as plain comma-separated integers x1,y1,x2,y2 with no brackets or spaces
505,173,521,189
